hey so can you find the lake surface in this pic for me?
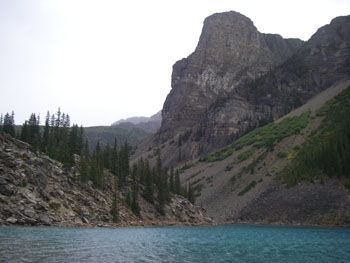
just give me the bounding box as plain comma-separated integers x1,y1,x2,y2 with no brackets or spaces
0,224,349,263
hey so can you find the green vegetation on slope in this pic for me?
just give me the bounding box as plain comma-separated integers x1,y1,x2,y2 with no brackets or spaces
201,110,311,163
84,126,150,150
278,87,350,188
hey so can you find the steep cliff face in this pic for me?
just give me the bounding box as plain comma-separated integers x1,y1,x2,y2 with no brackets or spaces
150,13,350,166
160,11,303,139
199,15,350,154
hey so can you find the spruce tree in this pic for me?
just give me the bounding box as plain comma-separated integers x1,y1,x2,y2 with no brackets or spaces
0,113,3,131
110,178,120,223
143,159,153,203
175,169,181,195
42,112,50,152
131,164,141,217
188,184,195,204
111,138,118,176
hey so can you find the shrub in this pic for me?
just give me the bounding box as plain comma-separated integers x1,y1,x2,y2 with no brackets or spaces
277,151,288,158
238,181,257,196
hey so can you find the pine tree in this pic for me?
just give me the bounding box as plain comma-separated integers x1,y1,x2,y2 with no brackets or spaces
80,156,89,183
131,164,141,217
103,142,111,170
110,178,120,223
20,121,29,143
188,184,195,204
175,169,181,195
111,138,118,176
3,112,15,137
42,112,50,152
143,159,153,203
0,113,3,131
169,166,175,193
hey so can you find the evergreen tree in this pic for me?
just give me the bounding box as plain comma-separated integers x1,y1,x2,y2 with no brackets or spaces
42,112,50,152
137,158,145,185
80,156,89,183
175,169,181,195
169,166,175,193
3,112,15,137
103,142,111,170
20,121,29,143
143,159,153,203
187,184,195,204
131,163,141,217
110,178,120,223
125,191,132,207
0,113,3,131
111,138,118,176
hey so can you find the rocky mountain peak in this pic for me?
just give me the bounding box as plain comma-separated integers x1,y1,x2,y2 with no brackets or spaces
135,13,350,168
160,11,303,142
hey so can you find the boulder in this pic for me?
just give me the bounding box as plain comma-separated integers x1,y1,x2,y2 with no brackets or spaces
6,217,18,224
39,214,52,225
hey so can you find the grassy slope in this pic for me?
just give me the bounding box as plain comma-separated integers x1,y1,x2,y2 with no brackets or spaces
178,80,350,224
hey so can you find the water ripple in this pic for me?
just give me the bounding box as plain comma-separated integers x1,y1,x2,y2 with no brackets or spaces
0,225,350,263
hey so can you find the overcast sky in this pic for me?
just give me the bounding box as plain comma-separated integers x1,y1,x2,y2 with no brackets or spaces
0,0,349,127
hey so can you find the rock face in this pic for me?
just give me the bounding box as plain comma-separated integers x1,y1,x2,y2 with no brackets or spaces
141,12,350,166
0,132,214,227
159,12,303,141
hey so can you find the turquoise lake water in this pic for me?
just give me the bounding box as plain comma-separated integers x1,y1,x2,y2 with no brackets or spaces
0,224,349,263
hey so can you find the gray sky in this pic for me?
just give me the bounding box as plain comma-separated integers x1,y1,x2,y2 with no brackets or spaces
1,0,349,127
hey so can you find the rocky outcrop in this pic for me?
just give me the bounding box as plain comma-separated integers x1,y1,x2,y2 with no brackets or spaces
159,12,303,140
138,12,350,167
0,132,214,227
198,15,350,155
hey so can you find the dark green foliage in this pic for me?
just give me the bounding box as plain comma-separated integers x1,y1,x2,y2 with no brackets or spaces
174,169,181,195
131,164,141,217
237,149,255,162
118,141,130,187
278,87,350,188
110,178,120,223
2,111,15,137
83,125,149,151
277,151,288,158
238,181,257,196
143,159,154,204
187,184,195,204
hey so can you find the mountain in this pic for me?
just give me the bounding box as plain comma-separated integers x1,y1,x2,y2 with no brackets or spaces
178,80,350,225
135,12,350,168
0,132,213,226
84,125,150,150
111,111,162,135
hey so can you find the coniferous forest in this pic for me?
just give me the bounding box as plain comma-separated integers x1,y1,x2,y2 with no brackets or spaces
0,108,194,219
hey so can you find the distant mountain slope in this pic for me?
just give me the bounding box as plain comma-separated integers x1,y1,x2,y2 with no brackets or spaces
84,126,150,150
112,111,161,126
111,111,162,135
177,80,350,226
